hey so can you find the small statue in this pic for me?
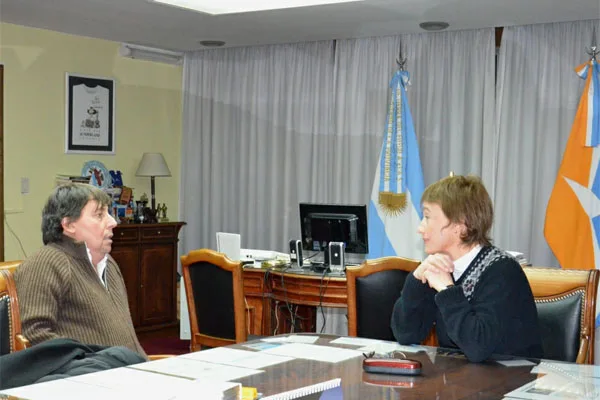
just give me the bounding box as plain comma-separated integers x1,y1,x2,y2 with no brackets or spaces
140,193,149,203
156,203,169,222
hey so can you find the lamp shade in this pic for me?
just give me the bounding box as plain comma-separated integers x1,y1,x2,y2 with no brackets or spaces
135,153,171,177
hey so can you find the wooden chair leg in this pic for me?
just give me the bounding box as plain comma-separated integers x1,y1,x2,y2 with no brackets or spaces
245,305,255,335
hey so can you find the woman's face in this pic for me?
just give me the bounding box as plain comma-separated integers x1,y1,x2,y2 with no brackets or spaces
418,202,463,255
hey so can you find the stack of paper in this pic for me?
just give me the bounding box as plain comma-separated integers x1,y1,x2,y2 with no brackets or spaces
507,251,528,265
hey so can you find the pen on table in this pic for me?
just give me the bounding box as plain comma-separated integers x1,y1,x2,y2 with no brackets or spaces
241,386,263,400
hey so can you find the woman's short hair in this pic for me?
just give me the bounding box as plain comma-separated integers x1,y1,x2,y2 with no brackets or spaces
41,183,112,244
421,175,493,246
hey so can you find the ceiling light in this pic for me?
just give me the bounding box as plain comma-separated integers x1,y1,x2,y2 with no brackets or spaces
149,0,362,15
199,40,226,47
419,21,450,31
119,43,184,65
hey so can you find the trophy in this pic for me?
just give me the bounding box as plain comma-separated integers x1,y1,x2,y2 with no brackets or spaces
157,203,169,222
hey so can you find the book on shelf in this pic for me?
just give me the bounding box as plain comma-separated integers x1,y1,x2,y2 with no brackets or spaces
55,174,91,184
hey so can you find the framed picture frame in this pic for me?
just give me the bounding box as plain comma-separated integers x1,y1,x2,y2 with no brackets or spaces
65,73,115,154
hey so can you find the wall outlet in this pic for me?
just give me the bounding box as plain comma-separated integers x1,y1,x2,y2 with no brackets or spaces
21,177,29,194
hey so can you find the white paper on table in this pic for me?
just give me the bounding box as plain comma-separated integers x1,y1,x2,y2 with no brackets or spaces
173,380,241,400
496,359,537,367
180,347,292,369
66,366,195,398
0,378,133,400
358,342,425,354
181,347,257,363
130,356,263,380
330,337,383,346
262,335,320,344
531,361,600,378
261,343,363,363
504,373,600,400
242,341,284,351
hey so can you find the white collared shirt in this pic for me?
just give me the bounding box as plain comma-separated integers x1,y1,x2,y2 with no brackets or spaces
85,243,108,287
452,245,482,281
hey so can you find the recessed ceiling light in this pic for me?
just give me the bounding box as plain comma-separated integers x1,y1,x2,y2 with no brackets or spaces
199,40,226,47
149,0,362,15
419,21,450,31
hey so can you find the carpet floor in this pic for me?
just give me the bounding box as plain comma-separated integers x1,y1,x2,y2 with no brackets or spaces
140,336,190,356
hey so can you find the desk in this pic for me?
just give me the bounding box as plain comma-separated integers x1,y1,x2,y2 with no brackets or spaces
234,335,540,399
2,335,552,400
243,267,347,335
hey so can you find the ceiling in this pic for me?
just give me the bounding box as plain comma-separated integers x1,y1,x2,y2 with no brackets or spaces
0,0,598,52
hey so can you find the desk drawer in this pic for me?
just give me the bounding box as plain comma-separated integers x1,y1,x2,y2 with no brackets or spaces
114,228,138,242
141,226,175,240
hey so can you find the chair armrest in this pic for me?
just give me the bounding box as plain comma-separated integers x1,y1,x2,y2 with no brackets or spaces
148,354,175,361
15,334,30,351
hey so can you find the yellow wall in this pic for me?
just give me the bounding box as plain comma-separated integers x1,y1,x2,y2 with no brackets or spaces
0,23,182,261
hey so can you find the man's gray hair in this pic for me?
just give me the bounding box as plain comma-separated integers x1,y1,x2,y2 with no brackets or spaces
42,183,112,244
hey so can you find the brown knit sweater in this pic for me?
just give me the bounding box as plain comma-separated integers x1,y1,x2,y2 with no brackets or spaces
14,236,146,357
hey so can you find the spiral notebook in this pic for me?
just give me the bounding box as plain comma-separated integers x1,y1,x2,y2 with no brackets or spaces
261,378,342,400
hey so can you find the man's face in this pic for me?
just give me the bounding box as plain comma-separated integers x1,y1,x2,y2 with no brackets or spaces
417,202,462,255
62,200,117,260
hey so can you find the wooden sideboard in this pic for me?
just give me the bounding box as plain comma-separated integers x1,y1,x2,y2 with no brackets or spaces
111,222,185,332
243,268,347,336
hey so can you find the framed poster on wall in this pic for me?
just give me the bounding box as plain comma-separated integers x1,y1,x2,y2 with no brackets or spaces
65,73,115,154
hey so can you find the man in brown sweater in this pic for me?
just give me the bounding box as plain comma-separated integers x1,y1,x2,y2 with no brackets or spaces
14,183,146,357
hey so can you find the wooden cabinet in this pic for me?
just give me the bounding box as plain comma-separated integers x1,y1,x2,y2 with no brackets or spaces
111,222,185,332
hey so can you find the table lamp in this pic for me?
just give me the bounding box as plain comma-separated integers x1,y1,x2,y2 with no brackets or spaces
135,152,171,211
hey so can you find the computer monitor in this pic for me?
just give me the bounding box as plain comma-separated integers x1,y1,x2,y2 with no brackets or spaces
299,203,368,254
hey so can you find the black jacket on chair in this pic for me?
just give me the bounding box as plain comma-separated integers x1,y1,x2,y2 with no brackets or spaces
0,338,145,390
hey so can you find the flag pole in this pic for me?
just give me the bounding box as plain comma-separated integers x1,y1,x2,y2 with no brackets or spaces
585,27,599,61
396,41,407,71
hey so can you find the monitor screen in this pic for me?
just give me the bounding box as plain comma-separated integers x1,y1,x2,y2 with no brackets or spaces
299,203,368,254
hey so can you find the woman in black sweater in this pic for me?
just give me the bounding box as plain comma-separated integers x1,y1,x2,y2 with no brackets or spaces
390,175,543,362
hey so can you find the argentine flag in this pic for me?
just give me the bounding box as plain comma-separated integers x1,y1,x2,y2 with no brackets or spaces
367,69,425,260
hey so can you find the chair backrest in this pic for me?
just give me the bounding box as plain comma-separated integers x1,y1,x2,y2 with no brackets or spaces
0,267,23,355
523,267,598,364
346,257,420,341
0,260,22,275
181,249,246,351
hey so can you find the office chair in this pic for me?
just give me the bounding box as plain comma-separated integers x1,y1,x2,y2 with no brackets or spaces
346,256,428,342
0,260,21,275
0,265,30,355
523,266,599,364
181,249,247,351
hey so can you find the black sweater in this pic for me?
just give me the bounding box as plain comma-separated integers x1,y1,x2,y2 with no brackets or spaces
391,246,543,362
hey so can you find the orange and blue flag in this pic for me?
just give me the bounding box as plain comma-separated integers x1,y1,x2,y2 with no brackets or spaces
544,58,600,272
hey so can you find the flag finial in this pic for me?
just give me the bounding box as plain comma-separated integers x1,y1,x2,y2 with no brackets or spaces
396,42,407,71
449,171,455,177
585,27,599,61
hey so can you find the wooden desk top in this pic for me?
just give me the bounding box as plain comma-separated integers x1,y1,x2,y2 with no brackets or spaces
1,334,552,400
232,334,539,399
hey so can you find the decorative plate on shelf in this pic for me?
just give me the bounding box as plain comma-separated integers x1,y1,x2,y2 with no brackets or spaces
81,160,112,189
